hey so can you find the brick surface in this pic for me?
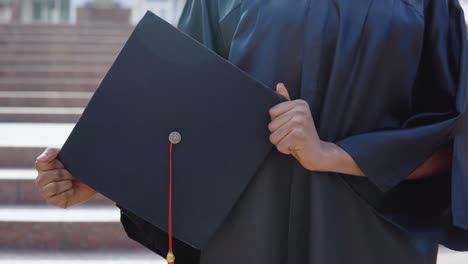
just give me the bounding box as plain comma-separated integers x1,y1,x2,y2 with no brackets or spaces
0,147,43,167
0,222,141,250
0,70,106,79
0,54,115,67
0,24,133,32
0,179,112,205
0,43,123,55
0,83,97,92
76,7,131,25
0,35,129,45
0,71,105,79
0,112,81,123
0,96,90,108
0,180,17,204
0,78,99,92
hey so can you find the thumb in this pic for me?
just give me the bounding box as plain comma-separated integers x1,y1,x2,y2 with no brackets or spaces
276,83,291,101
36,147,60,163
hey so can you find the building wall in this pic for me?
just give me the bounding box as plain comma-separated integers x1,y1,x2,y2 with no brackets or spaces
126,0,186,25
0,0,11,23
71,0,186,25
70,0,89,23
19,0,71,24
0,0,185,25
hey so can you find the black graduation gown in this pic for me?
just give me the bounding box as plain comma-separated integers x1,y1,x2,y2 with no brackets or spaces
119,0,468,263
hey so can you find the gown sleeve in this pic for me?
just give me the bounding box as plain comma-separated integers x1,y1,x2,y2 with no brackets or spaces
336,0,468,227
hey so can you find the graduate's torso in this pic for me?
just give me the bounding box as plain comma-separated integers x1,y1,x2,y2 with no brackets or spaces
220,0,424,140
214,0,452,251
199,1,455,263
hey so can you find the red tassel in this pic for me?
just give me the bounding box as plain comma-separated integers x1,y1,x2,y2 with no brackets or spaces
168,131,181,264
167,143,175,264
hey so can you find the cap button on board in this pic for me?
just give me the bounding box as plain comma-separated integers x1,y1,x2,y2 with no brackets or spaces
169,131,182,144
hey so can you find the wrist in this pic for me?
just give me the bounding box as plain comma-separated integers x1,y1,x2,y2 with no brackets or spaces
318,140,337,172
305,140,335,172
307,141,365,177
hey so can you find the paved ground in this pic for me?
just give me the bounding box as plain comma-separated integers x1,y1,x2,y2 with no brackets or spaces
0,248,466,263
0,251,164,264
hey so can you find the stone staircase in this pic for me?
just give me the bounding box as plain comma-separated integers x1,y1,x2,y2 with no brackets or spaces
0,23,163,262
0,24,126,123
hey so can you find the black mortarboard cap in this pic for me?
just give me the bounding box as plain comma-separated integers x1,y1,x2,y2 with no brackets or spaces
58,11,283,263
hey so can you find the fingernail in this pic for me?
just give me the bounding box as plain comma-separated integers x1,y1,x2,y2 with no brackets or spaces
36,152,48,161
276,83,284,90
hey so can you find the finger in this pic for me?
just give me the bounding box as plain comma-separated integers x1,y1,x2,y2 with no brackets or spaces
35,159,65,172
40,180,73,198
269,119,296,145
278,127,307,154
269,101,296,119
46,188,75,209
276,130,295,155
276,83,291,100
269,115,307,145
36,148,60,163
36,169,75,188
268,110,296,132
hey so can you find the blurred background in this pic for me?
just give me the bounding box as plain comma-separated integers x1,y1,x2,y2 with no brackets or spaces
0,0,467,263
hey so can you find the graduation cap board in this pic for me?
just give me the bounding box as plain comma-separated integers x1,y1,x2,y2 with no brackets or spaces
58,11,283,263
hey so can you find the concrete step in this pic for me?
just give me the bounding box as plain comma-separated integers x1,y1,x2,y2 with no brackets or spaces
0,123,73,166
0,107,83,123
0,168,112,205
0,147,44,167
0,35,128,45
0,250,163,264
0,43,122,55
0,122,73,147
0,91,92,107
0,77,99,92
0,65,108,79
0,54,115,67
0,205,143,251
